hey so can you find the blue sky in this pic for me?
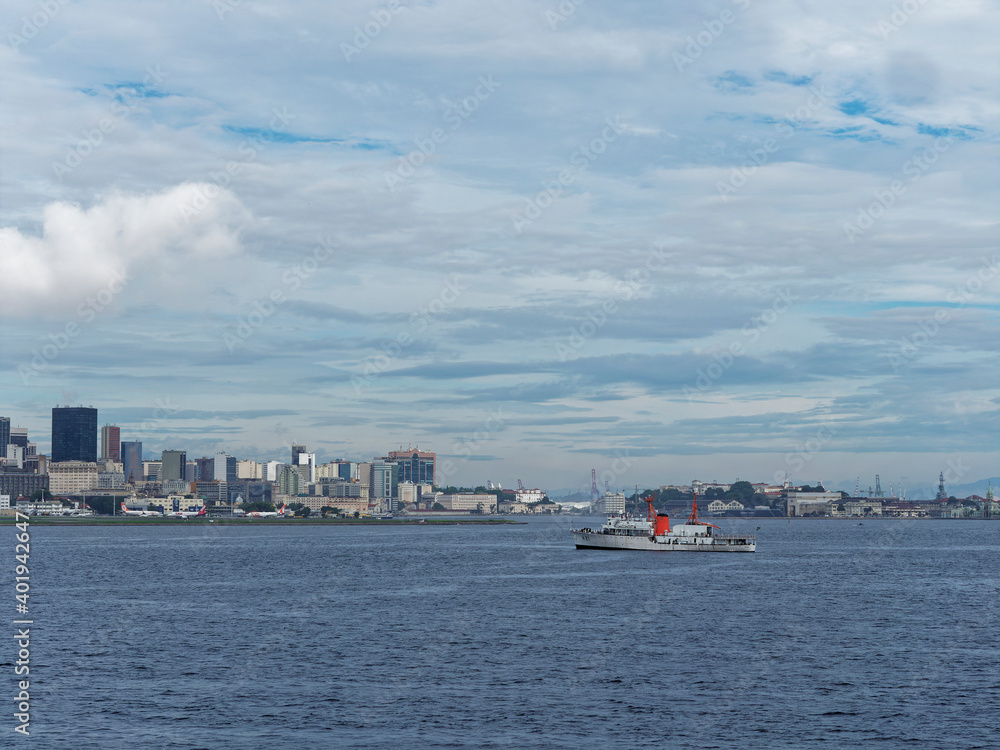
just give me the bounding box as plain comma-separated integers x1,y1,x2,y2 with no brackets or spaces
1,0,998,496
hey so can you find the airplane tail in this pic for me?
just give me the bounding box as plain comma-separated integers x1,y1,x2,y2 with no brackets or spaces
197,506,207,516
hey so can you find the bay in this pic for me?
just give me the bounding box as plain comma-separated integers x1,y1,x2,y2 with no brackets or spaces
23,517,1000,749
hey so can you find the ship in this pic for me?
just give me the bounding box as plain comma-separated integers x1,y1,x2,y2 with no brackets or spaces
571,495,756,552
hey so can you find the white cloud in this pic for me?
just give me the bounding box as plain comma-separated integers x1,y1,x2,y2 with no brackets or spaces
0,183,250,317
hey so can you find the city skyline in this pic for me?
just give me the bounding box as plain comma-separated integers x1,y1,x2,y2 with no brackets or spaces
2,2,998,492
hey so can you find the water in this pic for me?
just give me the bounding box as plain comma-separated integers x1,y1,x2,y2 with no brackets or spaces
20,517,1000,749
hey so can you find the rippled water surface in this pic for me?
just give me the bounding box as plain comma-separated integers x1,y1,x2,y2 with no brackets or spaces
24,517,1000,749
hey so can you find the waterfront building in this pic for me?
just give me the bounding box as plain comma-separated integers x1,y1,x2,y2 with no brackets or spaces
161,450,187,481
120,441,143,484
785,490,841,517
101,424,121,462
707,499,745,514
0,472,49,500
51,406,98,463
438,493,496,512
387,448,435,485
48,461,99,494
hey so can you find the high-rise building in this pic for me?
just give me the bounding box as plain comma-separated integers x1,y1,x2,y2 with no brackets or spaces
0,417,10,454
387,448,435,486
120,441,143,484
101,424,121,462
213,453,237,483
51,406,98,463
296,451,316,484
161,450,187,481
370,460,398,503
9,427,28,448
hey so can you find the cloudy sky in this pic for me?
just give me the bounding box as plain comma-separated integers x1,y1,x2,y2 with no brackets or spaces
2,0,998,496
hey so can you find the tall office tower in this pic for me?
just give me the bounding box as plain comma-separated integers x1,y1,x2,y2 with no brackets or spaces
213,453,237,483
8,427,28,448
121,441,143,484
291,444,306,466
51,406,98,463
387,448,436,486
370,460,397,500
296,451,316,484
101,424,121,462
0,417,10,454
161,450,187,481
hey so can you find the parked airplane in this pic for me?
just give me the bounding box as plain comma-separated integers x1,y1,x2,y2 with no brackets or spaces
120,502,161,517
167,504,207,519
246,504,288,518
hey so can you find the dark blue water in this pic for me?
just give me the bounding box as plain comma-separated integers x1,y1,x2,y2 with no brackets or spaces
18,517,1000,749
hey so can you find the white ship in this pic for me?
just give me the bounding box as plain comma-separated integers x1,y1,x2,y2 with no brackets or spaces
572,496,756,552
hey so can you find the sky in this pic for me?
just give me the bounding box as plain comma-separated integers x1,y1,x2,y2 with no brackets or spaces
1,0,998,497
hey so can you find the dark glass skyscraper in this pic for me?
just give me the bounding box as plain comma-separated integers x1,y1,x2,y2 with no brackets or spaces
51,407,98,463
0,417,10,454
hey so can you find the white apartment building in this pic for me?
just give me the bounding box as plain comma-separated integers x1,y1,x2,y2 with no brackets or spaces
48,461,99,494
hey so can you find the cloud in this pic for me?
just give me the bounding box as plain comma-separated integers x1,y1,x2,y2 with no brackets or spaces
0,183,251,318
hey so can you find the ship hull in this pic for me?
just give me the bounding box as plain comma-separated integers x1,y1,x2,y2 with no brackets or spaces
571,531,755,552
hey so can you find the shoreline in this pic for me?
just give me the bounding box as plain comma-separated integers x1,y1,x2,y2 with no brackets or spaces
0,516,524,526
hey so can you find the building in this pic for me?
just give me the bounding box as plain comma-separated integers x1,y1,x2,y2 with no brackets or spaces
0,417,9,454
193,481,225,505
691,480,732,495
295,451,316,484
48,461,99,494
370,460,397,505
785,491,841,517
97,471,126,490
262,461,285,482
101,424,121,462
398,481,418,507
277,464,301,496
121,441,143,484
237,460,261,479
387,448,435,485
194,457,215,481
142,460,162,482
438,493,496,512
515,487,546,504
592,491,625,515
707,499,745,514
51,406,98,463
161,450,187,481
0,472,49,501
213,453,237,483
